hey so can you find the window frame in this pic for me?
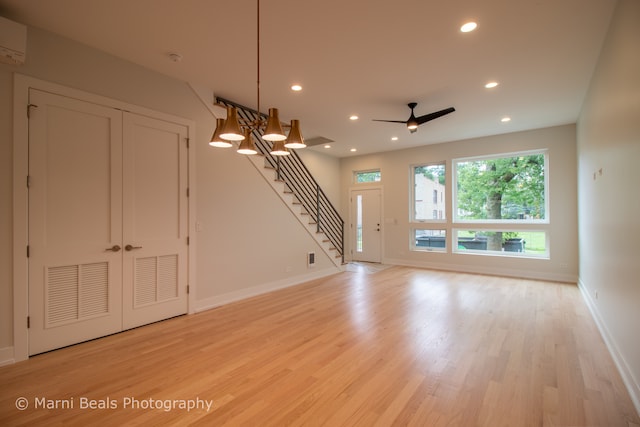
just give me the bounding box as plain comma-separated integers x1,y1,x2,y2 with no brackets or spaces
452,149,550,225
353,169,381,184
410,161,447,224
452,228,550,258
412,228,447,252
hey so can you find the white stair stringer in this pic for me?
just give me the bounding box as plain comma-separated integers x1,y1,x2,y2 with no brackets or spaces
246,154,344,269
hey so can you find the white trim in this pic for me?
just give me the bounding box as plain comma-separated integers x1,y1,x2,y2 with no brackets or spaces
0,347,15,366
349,186,384,264
578,278,640,416
194,267,339,313
12,74,197,361
13,74,29,362
384,258,578,283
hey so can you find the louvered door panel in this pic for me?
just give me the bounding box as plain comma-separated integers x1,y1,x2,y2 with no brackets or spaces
158,255,179,301
46,265,79,325
135,257,157,306
134,255,179,307
46,262,110,326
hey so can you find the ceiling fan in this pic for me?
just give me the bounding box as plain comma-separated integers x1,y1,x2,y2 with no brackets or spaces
373,102,455,133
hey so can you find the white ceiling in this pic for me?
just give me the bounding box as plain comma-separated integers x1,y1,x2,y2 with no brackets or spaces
0,0,617,157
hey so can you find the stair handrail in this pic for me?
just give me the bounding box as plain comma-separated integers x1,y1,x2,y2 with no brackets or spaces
216,97,344,263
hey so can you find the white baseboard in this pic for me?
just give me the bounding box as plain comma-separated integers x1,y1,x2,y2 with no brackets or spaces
383,258,578,283
0,346,15,366
195,267,340,313
578,278,640,417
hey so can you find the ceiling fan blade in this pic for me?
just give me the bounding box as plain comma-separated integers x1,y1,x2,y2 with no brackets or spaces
416,107,455,125
372,119,407,124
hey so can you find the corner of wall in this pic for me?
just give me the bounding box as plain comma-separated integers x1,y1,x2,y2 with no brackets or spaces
0,346,15,366
578,278,640,416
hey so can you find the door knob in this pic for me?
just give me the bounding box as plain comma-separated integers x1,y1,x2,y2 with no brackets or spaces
105,245,121,252
125,244,143,251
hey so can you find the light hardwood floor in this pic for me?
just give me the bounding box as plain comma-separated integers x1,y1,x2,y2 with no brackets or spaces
1,266,639,426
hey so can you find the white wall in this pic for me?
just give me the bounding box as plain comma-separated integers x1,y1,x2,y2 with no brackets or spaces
0,27,339,360
297,149,341,212
339,124,578,282
577,0,640,411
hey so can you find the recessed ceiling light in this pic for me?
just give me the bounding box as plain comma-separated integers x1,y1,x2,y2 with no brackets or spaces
350,148,357,152
349,115,359,121
485,81,499,89
460,22,477,33
501,116,511,122
291,84,302,91
391,137,398,141
324,144,331,149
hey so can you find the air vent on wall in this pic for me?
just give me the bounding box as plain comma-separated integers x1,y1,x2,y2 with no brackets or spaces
307,252,316,268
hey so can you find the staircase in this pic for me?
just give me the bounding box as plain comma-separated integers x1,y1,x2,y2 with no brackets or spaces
217,98,345,268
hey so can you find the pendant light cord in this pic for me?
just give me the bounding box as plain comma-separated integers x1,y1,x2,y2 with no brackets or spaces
256,0,261,122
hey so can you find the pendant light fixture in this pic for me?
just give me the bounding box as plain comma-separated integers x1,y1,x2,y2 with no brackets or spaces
209,118,233,147
284,119,306,149
209,0,305,154
237,128,258,155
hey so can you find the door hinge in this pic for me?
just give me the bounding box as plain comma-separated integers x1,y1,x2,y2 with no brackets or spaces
27,103,38,118
187,236,190,245
186,285,190,295
186,138,190,148
186,187,190,197
27,175,31,188
27,316,30,328
26,245,30,258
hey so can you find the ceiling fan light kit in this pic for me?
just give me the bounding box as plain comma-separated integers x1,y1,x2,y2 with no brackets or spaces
373,102,456,134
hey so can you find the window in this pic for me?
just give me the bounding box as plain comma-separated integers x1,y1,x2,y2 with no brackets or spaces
412,163,446,221
454,151,547,222
452,150,549,258
354,169,381,183
355,195,363,252
413,229,446,252
454,229,548,257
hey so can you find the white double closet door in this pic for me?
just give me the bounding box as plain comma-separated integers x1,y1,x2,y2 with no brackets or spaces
28,89,189,355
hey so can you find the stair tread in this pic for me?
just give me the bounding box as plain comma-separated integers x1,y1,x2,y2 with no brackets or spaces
245,148,343,267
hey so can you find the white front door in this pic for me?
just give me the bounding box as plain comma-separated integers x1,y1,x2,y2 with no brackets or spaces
28,90,189,355
351,188,382,263
122,113,189,329
28,90,124,355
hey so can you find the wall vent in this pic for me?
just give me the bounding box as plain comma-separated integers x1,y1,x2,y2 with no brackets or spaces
307,252,316,268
